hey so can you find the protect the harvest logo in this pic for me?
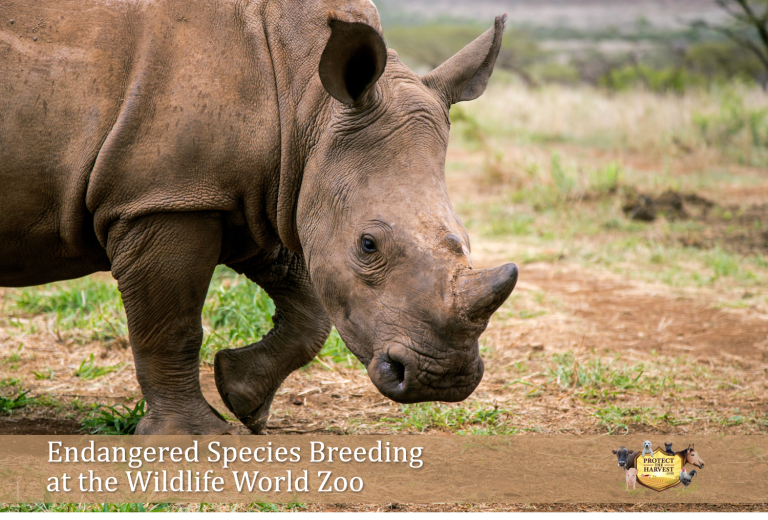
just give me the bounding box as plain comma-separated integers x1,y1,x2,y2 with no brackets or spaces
612,442,704,493
634,447,683,491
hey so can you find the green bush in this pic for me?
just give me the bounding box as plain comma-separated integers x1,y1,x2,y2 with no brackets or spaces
685,41,765,84
694,90,768,162
600,64,706,94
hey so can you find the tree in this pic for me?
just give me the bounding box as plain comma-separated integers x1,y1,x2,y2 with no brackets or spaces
693,0,768,81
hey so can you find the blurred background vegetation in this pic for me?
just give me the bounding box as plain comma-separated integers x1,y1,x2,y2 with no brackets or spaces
377,0,768,93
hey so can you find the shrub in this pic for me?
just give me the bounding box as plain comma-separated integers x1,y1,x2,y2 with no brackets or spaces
600,65,706,94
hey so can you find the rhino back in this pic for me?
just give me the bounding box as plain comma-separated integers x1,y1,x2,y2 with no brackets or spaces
0,0,282,285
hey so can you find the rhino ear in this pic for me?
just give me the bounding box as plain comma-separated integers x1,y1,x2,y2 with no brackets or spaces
422,14,507,105
319,19,388,104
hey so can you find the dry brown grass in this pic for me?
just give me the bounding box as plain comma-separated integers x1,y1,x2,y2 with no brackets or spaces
468,82,767,159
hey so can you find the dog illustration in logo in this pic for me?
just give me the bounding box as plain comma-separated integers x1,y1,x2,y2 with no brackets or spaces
642,440,653,459
625,468,638,490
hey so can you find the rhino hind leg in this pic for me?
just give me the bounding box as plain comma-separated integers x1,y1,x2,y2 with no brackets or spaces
108,212,235,435
214,247,332,434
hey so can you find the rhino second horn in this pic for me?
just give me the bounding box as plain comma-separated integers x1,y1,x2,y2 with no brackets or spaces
455,263,518,323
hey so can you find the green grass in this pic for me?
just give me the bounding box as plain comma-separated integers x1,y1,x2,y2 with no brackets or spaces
0,389,33,414
0,377,21,388
589,162,623,195
2,344,24,365
32,367,54,380
384,402,518,435
73,354,122,380
200,268,276,362
81,399,146,435
502,352,682,404
9,277,126,342
483,209,536,238
592,405,661,434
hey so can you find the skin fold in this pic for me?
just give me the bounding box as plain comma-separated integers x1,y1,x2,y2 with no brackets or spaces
0,0,517,434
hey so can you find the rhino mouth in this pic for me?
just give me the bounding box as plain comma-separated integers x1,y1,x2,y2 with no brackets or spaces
367,344,483,403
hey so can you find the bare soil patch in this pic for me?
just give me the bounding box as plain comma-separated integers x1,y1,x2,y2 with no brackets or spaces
622,188,768,256
0,417,81,435
472,251,768,359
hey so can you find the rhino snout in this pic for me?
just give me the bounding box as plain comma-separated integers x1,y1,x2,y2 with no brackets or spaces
368,343,484,404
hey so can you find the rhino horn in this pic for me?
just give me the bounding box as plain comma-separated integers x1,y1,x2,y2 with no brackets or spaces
455,263,518,323
422,14,507,105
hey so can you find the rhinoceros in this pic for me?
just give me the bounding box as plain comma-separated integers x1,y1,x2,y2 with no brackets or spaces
0,0,518,434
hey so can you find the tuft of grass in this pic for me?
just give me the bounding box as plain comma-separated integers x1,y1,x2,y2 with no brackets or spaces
543,352,678,401
73,354,122,380
706,247,741,281
589,162,623,194
0,377,21,388
314,328,362,370
0,389,34,414
81,399,146,435
693,89,768,165
32,367,55,381
450,105,487,148
593,405,660,434
2,344,24,364
550,152,576,196
384,402,517,435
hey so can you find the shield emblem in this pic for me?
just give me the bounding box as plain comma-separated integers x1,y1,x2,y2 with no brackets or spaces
634,447,684,491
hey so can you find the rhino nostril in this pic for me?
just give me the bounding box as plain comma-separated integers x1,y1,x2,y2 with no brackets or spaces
389,359,405,385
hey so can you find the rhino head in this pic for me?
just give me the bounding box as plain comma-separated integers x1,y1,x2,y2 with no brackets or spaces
298,14,517,403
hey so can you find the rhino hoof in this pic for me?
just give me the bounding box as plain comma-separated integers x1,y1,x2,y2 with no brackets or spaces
135,408,235,435
225,393,273,435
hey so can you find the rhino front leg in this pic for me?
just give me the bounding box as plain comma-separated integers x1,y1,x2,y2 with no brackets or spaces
108,212,234,435
214,247,332,434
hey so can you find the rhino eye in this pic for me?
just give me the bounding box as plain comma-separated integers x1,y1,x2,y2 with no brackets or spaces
361,236,377,253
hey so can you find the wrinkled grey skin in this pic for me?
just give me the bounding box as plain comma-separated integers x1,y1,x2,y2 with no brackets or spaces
0,0,517,434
